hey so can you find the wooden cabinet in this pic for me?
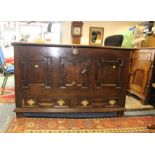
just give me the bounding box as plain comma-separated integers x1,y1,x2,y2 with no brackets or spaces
128,48,155,104
12,42,131,117
141,35,155,47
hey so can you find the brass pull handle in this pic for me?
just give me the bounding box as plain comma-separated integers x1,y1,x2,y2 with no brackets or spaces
109,99,116,105
72,48,79,55
81,100,89,106
57,99,65,106
27,99,35,106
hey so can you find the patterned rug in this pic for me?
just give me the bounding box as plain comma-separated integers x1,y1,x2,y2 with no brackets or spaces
0,88,15,103
6,116,155,133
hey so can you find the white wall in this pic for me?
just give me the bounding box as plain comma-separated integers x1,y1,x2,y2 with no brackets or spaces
60,21,71,44
61,21,139,45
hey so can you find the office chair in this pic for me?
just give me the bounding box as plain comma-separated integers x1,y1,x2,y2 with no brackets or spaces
0,47,14,95
104,35,124,47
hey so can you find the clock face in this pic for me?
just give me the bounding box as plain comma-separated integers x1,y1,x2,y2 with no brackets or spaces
73,27,81,35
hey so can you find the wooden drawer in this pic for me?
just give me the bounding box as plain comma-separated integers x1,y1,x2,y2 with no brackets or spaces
22,98,39,108
22,97,71,108
75,97,122,108
132,50,152,61
22,96,122,109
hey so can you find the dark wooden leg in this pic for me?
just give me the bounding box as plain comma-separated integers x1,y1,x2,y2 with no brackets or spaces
16,112,23,118
117,111,124,117
1,75,8,95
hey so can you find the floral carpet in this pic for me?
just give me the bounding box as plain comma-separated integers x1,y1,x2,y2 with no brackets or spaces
6,116,155,133
0,88,15,103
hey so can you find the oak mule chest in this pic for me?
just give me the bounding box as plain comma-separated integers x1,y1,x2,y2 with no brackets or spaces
12,43,131,117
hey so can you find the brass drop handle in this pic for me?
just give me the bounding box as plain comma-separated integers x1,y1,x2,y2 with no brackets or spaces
81,100,89,106
27,99,35,106
72,48,79,55
109,99,116,105
57,99,65,106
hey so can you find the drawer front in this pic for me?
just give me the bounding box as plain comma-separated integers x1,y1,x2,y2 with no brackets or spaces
22,98,71,108
76,97,121,108
22,97,122,109
132,50,152,61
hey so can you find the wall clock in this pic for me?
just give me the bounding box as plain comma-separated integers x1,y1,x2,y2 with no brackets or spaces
71,21,83,44
73,27,81,36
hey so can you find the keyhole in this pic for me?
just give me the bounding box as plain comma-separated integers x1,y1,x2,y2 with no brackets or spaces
34,65,39,68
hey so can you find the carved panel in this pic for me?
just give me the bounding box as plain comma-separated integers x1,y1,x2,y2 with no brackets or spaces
21,56,53,88
129,60,151,94
58,57,90,88
95,58,124,88
132,69,144,87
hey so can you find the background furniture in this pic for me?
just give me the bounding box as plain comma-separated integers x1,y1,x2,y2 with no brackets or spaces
0,48,14,95
12,42,131,117
128,48,155,105
104,35,124,47
141,35,155,47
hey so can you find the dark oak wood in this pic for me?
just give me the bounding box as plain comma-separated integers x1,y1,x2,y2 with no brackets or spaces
128,48,155,105
12,42,132,117
117,111,124,117
14,107,126,113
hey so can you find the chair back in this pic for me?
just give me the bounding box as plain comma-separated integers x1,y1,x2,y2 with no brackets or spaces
0,47,5,66
104,35,124,47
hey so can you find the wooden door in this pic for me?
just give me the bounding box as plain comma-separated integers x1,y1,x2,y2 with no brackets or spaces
95,58,124,89
58,56,90,89
129,60,151,96
20,55,53,88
